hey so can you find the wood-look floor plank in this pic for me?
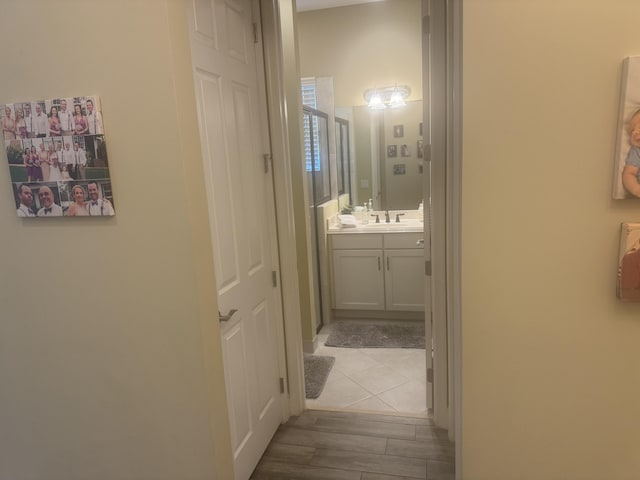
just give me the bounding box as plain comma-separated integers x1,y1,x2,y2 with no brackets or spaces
273,425,387,454
260,443,316,465
361,472,420,480
386,438,454,462
250,459,361,480
287,414,317,427
310,448,427,479
253,410,454,480
305,408,433,426
300,416,416,440
427,459,455,480
415,425,450,441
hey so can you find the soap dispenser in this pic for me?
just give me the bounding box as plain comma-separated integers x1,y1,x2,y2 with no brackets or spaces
368,198,373,212
362,202,369,224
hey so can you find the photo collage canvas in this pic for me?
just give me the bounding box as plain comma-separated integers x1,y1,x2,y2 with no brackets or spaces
2,95,115,217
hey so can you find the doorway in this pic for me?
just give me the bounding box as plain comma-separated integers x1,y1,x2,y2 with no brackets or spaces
295,1,430,417
261,0,461,474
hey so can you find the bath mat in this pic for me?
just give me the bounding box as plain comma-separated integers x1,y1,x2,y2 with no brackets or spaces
325,321,425,349
304,353,335,399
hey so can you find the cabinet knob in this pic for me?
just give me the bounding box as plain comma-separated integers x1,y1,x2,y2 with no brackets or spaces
416,239,425,246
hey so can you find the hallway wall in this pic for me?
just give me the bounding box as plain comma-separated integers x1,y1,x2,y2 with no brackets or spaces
0,1,232,479
462,1,640,478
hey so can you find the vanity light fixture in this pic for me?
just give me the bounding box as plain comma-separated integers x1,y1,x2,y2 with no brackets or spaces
367,92,386,110
388,86,407,108
364,85,411,110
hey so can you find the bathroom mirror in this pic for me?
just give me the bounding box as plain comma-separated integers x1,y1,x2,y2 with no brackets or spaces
296,0,422,211
338,100,424,211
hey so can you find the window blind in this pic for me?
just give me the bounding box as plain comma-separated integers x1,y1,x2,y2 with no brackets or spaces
301,78,319,172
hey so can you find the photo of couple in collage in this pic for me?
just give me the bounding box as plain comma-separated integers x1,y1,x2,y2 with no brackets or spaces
3,95,115,217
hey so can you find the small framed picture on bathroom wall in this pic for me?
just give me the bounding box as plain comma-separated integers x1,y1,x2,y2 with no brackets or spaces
387,144,397,158
618,222,640,301
613,56,640,199
393,163,406,175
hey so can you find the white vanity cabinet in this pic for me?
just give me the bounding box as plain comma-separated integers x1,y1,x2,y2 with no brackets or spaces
331,234,385,310
330,232,424,312
383,230,425,310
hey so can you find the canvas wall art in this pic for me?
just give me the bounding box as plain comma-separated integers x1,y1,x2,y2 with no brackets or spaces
3,95,114,217
617,222,640,301
613,56,640,199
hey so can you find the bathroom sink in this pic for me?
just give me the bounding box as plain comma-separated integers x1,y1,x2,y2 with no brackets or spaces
328,213,424,233
363,222,409,228
356,219,423,232
366,218,421,226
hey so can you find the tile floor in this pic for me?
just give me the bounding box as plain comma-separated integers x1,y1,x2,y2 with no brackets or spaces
306,322,428,416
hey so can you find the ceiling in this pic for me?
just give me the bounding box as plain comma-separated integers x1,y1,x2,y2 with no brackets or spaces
295,0,384,12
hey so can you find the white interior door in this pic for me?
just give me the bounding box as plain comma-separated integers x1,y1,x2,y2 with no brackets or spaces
187,1,284,478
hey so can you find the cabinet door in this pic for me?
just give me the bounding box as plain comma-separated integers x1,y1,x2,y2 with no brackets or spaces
332,249,385,310
384,249,425,311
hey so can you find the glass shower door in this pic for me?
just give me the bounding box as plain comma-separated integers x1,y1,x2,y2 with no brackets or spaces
302,106,331,332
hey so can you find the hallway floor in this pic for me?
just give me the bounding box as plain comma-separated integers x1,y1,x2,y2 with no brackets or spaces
305,322,428,415
251,409,454,479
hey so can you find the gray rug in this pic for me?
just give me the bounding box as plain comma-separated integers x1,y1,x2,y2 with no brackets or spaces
325,321,425,349
304,354,335,399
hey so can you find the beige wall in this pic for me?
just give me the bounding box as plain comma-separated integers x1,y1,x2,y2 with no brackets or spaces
0,1,232,479
463,1,640,478
296,1,422,107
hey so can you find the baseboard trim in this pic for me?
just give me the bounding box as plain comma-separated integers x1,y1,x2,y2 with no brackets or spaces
303,336,318,354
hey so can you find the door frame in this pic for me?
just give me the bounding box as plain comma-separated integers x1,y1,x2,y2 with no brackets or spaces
428,0,449,432
425,0,463,476
260,0,308,417
449,1,463,476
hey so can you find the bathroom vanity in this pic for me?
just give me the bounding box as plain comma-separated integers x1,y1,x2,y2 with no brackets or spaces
328,214,425,313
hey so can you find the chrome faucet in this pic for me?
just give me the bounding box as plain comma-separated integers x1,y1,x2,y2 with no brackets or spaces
385,210,391,223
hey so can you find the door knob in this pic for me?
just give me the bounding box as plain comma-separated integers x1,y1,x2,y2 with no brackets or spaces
218,309,238,322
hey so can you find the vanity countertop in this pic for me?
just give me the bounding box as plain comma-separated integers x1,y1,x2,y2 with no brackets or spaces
327,219,424,234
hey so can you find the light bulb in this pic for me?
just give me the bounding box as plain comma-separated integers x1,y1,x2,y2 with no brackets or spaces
368,93,386,110
389,89,406,108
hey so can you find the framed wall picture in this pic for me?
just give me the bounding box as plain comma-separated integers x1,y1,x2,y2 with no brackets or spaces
393,163,406,175
3,95,115,217
618,222,640,301
393,124,404,138
387,144,397,158
613,56,640,199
